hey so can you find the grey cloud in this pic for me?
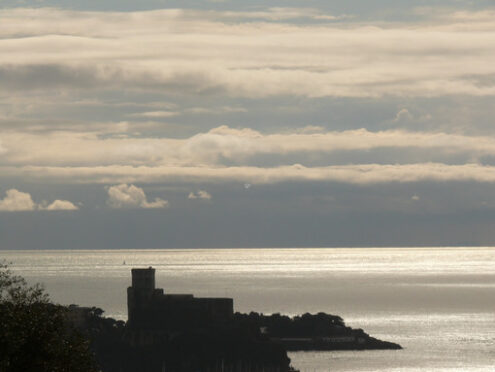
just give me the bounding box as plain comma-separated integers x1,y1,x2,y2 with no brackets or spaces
0,64,222,95
0,65,101,91
2,180,495,249
463,73,495,89
188,190,212,200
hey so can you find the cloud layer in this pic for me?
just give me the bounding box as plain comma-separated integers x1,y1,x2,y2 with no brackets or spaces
2,7,495,190
3,125,495,185
2,4,495,248
5,125,495,165
1,8,495,98
5,163,495,186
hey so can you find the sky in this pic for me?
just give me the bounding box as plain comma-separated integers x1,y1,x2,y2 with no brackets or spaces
1,0,495,249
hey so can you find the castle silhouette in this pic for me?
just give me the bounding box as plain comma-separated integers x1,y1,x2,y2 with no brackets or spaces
127,267,233,330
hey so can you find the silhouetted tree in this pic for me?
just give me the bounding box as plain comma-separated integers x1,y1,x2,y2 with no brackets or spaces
0,261,98,372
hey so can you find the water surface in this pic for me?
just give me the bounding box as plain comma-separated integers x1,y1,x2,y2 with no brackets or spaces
2,247,494,371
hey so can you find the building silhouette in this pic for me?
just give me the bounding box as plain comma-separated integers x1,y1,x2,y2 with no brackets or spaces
127,267,233,330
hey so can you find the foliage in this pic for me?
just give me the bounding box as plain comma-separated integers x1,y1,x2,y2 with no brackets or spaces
0,261,98,372
234,311,347,338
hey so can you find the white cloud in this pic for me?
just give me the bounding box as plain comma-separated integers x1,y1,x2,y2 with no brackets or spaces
7,162,495,186
7,126,495,168
214,7,341,21
0,189,78,211
188,190,212,200
39,200,79,211
106,184,168,209
129,111,178,118
0,189,36,211
411,195,420,201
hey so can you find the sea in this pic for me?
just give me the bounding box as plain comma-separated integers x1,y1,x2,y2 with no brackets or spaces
1,247,494,371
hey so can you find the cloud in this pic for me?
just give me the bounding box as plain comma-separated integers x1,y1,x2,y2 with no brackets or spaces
8,163,495,186
6,125,495,188
188,190,212,200
393,108,414,123
2,8,495,194
0,188,78,211
0,8,495,98
6,126,495,168
415,8,495,25
129,111,179,118
39,200,79,211
411,195,420,201
0,189,36,211
0,140,7,155
211,7,341,21
6,123,495,187
106,184,168,209
185,106,247,115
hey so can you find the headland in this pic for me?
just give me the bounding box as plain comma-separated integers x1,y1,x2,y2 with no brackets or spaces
68,267,401,372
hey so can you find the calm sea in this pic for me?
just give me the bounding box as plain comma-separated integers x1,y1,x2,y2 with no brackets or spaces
1,248,494,371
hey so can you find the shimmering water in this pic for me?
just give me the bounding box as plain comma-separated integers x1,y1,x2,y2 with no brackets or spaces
1,248,494,371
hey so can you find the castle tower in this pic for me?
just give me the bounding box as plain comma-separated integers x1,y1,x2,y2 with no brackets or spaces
131,267,155,290
127,267,158,325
